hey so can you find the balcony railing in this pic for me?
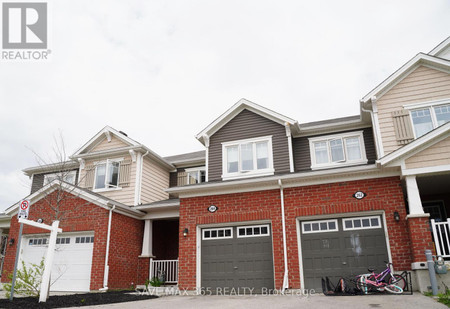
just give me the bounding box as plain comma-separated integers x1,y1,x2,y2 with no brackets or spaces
150,259,178,284
431,219,450,258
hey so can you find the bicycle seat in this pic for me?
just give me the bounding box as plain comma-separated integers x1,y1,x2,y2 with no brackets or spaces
368,268,375,272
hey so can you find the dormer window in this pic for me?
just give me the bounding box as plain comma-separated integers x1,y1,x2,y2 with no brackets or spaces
94,159,121,190
222,136,274,180
185,167,206,184
309,131,367,169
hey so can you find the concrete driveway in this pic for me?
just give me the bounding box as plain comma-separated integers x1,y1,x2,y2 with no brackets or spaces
76,293,446,309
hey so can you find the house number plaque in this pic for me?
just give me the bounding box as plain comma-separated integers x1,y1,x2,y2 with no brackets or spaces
208,205,218,213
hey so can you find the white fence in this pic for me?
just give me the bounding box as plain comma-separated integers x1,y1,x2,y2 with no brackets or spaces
431,219,450,258
150,259,179,284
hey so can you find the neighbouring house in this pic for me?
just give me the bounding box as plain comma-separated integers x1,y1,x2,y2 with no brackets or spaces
1,37,449,293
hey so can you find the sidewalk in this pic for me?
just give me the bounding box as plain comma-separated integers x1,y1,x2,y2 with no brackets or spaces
74,293,446,309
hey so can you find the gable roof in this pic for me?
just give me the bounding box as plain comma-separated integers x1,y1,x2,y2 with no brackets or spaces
70,126,174,170
361,53,450,104
164,150,205,167
378,122,450,166
72,126,140,156
196,98,301,145
429,36,450,58
4,180,145,219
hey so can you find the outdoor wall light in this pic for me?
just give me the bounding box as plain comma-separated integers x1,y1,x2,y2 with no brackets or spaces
183,228,189,237
8,238,14,246
394,211,400,222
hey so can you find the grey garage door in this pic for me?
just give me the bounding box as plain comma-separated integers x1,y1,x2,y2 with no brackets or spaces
300,215,389,292
201,224,274,293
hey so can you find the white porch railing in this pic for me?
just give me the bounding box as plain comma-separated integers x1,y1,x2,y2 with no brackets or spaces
431,219,450,258
150,259,178,284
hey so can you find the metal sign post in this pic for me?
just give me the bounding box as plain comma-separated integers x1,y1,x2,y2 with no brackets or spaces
9,199,30,301
9,223,23,301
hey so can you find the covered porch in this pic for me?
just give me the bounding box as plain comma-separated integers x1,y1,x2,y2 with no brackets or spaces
135,199,180,285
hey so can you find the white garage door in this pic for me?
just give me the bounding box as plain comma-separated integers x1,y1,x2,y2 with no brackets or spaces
20,233,94,292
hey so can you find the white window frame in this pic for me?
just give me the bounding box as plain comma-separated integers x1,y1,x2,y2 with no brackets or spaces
93,158,123,192
237,224,271,238
308,131,367,170
342,216,381,231
185,166,206,184
202,227,233,240
43,170,77,185
221,136,274,180
301,219,339,234
404,99,450,138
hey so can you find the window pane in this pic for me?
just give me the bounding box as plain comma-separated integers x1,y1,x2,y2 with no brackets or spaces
256,142,269,169
261,226,268,234
200,170,206,183
345,220,352,229
218,230,224,237
225,229,231,237
434,105,450,126
254,227,260,235
320,222,327,230
312,223,319,231
303,224,311,232
64,173,76,184
330,139,344,162
95,164,106,189
411,109,433,137
362,219,370,227
187,171,199,184
354,220,361,228
328,221,336,230
204,231,210,238
227,146,238,173
107,161,119,187
246,227,253,235
370,218,379,226
241,143,254,171
239,228,245,236
345,137,362,161
314,142,329,164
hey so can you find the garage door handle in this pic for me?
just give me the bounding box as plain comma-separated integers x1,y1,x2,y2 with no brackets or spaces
342,262,347,265
234,266,238,270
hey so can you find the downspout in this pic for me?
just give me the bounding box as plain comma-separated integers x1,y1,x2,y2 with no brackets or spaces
278,179,289,293
100,204,116,291
137,151,149,205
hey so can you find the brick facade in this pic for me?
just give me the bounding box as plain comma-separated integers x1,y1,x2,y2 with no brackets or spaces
1,190,145,290
406,216,435,262
179,176,411,290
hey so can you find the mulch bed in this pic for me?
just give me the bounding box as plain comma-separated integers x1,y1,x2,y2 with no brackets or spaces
0,290,158,308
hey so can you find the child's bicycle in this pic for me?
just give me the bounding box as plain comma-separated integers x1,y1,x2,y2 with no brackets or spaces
356,262,406,294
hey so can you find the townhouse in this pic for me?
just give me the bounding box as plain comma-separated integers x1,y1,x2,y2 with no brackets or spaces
1,37,450,293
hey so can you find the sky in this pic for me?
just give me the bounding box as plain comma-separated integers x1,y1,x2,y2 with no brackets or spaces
0,0,449,211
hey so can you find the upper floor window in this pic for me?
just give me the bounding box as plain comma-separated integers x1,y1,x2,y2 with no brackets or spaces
309,131,367,169
43,171,77,185
94,159,121,190
222,136,274,180
409,104,450,138
185,166,206,184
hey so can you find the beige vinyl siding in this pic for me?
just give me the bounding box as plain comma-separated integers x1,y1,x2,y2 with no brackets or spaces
89,135,129,153
377,65,450,154
78,154,137,205
140,157,169,204
405,136,450,169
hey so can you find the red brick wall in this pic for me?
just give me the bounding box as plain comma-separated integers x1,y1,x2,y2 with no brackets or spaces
179,176,411,290
407,216,434,262
108,212,145,289
2,190,145,290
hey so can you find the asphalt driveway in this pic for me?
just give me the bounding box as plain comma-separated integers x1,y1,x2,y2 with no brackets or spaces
76,293,446,309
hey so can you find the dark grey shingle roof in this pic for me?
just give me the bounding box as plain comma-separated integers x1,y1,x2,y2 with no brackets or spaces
300,115,361,128
164,150,205,164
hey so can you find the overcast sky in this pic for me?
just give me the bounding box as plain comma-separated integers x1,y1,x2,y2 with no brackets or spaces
0,0,449,211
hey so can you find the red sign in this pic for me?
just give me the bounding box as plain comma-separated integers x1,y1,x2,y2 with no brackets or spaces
18,199,30,219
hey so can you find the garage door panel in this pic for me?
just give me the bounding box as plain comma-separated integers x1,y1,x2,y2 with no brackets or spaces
21,233,94,292
201,225,274,293
301,216,389,291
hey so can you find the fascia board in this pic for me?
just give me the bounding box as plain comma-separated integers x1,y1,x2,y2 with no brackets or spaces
362,54,450,104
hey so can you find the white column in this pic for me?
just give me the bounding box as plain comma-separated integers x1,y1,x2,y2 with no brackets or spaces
140,219,154,257
406,175,424,215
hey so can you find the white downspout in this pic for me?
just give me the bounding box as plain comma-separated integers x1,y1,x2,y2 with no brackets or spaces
100,205,116,291
278,179,289,293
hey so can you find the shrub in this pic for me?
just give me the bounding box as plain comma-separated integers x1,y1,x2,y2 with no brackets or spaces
4,258,45,298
